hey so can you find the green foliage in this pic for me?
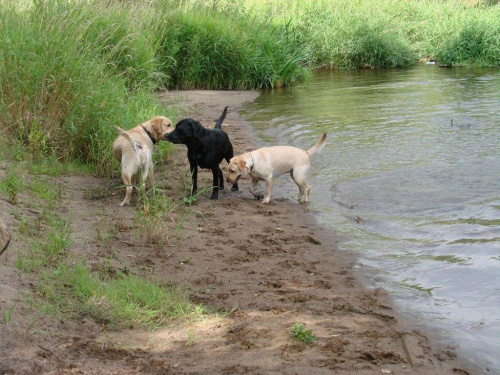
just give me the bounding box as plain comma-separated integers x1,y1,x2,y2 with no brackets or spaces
0,167,23,204
242,0,500,68
153,7,309,89
135,186,177,245
38,263,208,329
6,172,72,272
2,304,15,326
79,6,157,90
291,323,315,344
16,215,72,272
329,19,415,69
0,1,170,176
16,197,72,273
437,18,500,67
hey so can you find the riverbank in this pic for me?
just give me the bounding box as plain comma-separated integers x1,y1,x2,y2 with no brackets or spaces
0,90,477,374
153,89,477,375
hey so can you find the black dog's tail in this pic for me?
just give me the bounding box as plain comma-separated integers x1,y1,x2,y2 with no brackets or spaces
215,106,228,129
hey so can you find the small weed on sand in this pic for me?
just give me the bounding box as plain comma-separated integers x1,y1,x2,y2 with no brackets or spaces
291,323,315,344
136,187,176,245
2,304,15,326
0,167,22,204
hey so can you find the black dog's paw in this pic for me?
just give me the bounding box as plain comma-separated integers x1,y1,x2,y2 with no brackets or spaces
209,195,219,200
231,185,239,191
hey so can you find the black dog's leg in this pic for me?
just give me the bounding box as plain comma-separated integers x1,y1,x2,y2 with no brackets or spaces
218,168,224,190
190,161,198,197
210,168,219,199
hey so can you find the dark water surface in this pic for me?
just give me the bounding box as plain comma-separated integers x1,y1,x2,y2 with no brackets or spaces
239,66,500,371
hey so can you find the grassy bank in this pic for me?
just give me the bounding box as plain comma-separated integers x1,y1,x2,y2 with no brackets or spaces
0,0,308,173
0,145,207,329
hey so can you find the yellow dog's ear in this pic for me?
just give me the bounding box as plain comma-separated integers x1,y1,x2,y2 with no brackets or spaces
151,117,163,134
237,158,247,172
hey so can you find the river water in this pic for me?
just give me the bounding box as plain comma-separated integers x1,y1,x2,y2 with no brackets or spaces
239,65,500,371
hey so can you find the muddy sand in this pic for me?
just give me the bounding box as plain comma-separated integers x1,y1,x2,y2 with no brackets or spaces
0,90,478,374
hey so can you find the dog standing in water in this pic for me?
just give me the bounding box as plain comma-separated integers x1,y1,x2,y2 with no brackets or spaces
226,133,326,204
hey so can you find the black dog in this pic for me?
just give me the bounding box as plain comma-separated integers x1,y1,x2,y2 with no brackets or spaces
166,106,238,199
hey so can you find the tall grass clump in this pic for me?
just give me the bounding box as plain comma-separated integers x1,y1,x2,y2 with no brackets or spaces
135,187,177,245
437,17,500,67
306,12,415,69
38,263,207,329
244,0,417,69
152,4,309,89
380,0,500,66
0,1,169,176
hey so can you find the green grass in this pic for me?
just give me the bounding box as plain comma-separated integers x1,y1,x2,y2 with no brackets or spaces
2,304,16,326
37,263,208,329
290,323,315,344
0,166,23,204
11,175,72,272
153,5,310,89
436,17,500,67
135,186,178,245
0,1,172,176
243,0,500,68
16,217,72,273
2,151,207,329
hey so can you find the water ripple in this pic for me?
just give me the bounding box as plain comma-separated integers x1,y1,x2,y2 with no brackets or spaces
241,65,500,371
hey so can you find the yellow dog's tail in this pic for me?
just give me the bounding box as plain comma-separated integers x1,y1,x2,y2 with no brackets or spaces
306,133,327,157
114,125,133,143
114,125,143,153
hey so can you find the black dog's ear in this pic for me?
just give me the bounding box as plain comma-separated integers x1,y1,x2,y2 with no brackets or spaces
189,120,202,138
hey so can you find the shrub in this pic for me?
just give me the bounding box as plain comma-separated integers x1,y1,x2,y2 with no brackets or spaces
153,7,309,89
437,18,500,67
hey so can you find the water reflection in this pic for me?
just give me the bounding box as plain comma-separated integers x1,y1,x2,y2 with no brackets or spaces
240,66,500,371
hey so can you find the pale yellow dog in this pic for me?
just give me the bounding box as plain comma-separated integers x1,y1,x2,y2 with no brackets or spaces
226,133,326,204
112,116,173,206
0,221,10,255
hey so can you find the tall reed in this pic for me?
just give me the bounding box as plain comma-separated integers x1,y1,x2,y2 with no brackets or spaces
152,4,309,89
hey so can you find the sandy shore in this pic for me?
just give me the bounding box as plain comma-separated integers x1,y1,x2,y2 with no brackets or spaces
0,89,478,374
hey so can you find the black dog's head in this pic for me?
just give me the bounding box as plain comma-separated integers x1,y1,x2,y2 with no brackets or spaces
165,118,204,145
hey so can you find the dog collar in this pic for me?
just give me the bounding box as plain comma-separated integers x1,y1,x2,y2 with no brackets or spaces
142,126,157,144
